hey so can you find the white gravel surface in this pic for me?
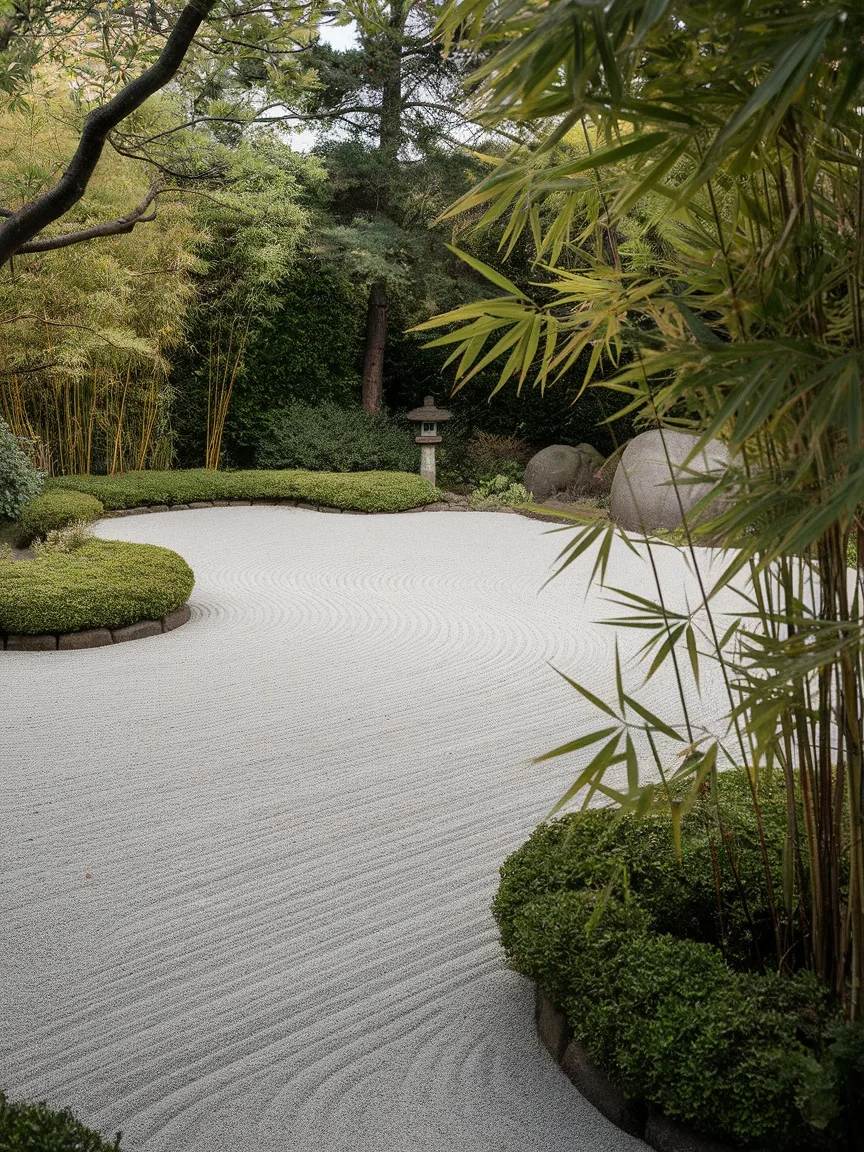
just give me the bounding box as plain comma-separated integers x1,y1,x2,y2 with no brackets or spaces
0,507,730,1152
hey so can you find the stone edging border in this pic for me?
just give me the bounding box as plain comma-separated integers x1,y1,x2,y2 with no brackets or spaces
98,498,476,516
535,986,735,1152
98,498,584,520
2,604,191,652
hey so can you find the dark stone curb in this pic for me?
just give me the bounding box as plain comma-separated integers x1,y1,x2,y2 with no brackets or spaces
2,604,191,653
535,987,735,1152
98,498,480,517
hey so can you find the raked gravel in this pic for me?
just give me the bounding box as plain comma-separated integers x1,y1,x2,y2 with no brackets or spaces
0,507,731,1152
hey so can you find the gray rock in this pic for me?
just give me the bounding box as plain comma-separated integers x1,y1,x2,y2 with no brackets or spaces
561,1041,646,1139
162,605,191,632
111,620,163,644
645,1110,735,1152
58,629,111,650
535,987,570,1063
610,429,730,534
7,633,58,651
523,443,605,501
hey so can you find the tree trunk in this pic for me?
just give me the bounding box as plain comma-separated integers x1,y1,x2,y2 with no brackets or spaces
361,279,388,413
378,0,406,169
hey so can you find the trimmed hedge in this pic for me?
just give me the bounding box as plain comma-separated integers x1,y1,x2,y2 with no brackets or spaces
494,781,861,1151
256,403,419,473
0,1089,121,1150
47,468,440,513
18,490,104,542
0,539,194,634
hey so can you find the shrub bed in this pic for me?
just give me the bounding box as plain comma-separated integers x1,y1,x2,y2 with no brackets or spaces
0,1089,121,1150
48,468,439,513
18,489,104,542
255,402,419,473
0,539,194,634
494,778,863,1151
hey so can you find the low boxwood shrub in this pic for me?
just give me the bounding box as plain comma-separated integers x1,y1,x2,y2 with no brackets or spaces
18,490,104,543
0,539,194,634
256,403,419,473
47,468,440,513
0,418,43,519
0,1089,121,1150
494,781,857,1150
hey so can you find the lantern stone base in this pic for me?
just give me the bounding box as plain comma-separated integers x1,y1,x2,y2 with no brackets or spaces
419,443,437,486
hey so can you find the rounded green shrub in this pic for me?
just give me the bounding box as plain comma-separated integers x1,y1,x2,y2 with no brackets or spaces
0,1089,121,1150
18,490,104,542
255,403,420,473
493,782,856,1151
0,539,194,634
0,418,43,520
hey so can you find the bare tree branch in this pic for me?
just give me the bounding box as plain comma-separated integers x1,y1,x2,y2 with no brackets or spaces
14,183,160,253
0,0,219,266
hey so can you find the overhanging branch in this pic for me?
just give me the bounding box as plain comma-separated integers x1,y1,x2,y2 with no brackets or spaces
14,183,160,254
0,0,218,266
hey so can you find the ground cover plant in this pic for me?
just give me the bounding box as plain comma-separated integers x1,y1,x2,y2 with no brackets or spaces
0,1089,122,1151
0,538,193,634
494,777,864,1150
467,475,529,510
48,469,440,513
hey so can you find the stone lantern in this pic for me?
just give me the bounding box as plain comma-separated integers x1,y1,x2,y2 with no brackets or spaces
406,395,451,487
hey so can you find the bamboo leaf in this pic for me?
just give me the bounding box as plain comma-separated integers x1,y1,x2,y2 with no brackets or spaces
533,726,618,764
621,695,685,741
552,666,620,720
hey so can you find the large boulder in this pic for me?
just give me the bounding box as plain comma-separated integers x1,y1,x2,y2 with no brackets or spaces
610,429,730,533
524,443,604,501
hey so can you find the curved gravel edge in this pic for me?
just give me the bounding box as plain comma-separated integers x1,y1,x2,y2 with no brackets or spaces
2,603,191,652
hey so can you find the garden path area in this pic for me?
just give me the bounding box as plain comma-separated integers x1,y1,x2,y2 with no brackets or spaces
0,508,728,1152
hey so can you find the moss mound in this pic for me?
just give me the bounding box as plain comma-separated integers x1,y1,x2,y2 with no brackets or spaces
0,539,194,634
48,468,439,513
494,777,863,1151
18,489,104,542
0,1089,121,1150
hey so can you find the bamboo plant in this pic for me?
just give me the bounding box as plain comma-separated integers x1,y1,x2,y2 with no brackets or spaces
423,0,864,1020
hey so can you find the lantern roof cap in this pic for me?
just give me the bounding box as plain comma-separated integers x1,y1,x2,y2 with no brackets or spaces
406,395,452,422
